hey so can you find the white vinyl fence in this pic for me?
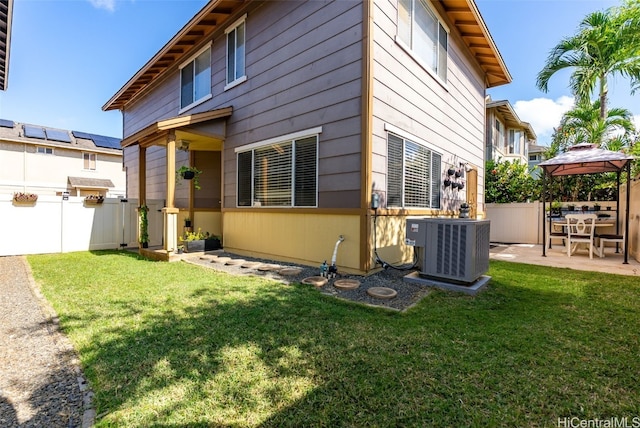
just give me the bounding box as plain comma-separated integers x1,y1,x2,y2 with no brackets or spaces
0,195,164,256
485,202,543,244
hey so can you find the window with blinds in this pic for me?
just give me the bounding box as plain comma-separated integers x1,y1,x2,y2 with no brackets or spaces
237,135,318,207
387,133,441,209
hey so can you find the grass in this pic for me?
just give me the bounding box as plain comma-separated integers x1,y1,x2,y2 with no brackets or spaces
27,250,640,427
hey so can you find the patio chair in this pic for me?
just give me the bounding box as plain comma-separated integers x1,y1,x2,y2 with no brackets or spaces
547,218,568,250
566,214,597,259
596,231,625,258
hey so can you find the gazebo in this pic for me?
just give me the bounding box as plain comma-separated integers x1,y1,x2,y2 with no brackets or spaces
539,143,635,263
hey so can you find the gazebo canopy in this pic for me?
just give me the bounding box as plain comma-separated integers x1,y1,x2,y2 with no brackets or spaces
539,143,634,176
539,143,635,263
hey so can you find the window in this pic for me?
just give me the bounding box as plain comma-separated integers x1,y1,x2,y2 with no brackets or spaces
387,133,441,209
180,44,212,110
37,146,53,155
494,119,504,149
83,153,96,170
508,129,522,154
236,130,319,208
225,15,246,89
397,0,448,81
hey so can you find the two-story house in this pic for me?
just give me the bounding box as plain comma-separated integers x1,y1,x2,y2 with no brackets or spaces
103,0,511,275
0,119,125,197
485,97,536,166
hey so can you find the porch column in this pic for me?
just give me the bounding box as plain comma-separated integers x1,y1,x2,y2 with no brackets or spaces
163,132,179,252
138,146,147,248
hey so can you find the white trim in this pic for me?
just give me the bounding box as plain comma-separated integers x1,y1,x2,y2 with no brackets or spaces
178,93,213,115
235,126,323,153
225,13,247,34
179,41,212,70
384,123,441,155
224,75,247,91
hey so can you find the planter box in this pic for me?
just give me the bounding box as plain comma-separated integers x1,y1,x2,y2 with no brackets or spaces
185,238,221,253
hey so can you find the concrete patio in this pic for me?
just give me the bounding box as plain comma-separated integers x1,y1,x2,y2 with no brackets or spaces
490,243,640,277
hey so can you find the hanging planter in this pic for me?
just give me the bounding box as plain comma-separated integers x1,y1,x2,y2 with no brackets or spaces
447,167,456,176
443,178,451,187
176,166,202,190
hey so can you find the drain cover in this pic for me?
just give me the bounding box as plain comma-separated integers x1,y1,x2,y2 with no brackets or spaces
301,276,328,287
367,287,397,299
334,279,360,290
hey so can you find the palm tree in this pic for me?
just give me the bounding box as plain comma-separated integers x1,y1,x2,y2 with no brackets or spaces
556,100,635,148
536,7,640,119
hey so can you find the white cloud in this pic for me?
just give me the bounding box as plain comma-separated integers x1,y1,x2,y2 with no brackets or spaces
513,96,575,145
89,0,116,12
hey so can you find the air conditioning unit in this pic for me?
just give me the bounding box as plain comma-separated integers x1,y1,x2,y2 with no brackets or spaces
405,218,490,284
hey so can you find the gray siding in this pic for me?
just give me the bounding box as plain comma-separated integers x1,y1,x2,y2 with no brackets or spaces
123,0,365,209
371,0,487,209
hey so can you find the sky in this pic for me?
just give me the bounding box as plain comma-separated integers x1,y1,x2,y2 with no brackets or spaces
1,0,638,145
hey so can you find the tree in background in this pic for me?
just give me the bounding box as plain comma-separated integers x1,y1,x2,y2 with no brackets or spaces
536,3,640,120
485,159,540,203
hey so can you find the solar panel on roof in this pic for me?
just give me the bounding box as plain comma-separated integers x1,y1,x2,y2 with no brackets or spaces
45,128,72,143
24,125,46,139
72,130,121,149
0,119,14,128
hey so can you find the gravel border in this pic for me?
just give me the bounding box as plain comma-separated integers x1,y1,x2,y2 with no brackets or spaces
0,256,94,428
183,250,432,312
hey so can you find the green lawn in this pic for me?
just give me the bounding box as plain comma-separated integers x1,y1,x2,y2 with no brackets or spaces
27,251,640,427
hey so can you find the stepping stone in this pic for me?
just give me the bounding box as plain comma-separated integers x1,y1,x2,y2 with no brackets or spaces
301,276,328,287
241,261,262,269
334,279,361,290
212,257,231,264
225,258,246,266
257,264,281,271
367,287,397,299
278,267,303,276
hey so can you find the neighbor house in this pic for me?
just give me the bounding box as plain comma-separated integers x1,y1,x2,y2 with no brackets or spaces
527,143,547,178
0,119,126,197
485,97,536,166
103,0,510,275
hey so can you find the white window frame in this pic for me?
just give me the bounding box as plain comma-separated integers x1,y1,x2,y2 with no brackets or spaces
508,129,523,155
83,152,97,171
36,146,53,155
235,127,322,208
225,14,247,91
384,124,442,209
179,42,213,113
396,0,449,84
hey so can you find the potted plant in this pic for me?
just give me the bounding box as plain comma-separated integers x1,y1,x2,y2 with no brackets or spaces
179,228,221,252
447,165,456,176
550,201,562,216
593,202,600,211
567,203,576,211
139,205,149,248
459,202,470,218
176,165,202,190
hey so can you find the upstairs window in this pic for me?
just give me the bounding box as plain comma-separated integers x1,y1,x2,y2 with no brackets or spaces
236,128,320,208
37,146,53,155
397,0,448,82
225,14,247,89
387,132,441,209
83,153,96,170
508,129,523,155
180,44,212,111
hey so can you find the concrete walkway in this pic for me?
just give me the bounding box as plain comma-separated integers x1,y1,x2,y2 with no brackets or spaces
490,243,640,277
0,256,94,428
